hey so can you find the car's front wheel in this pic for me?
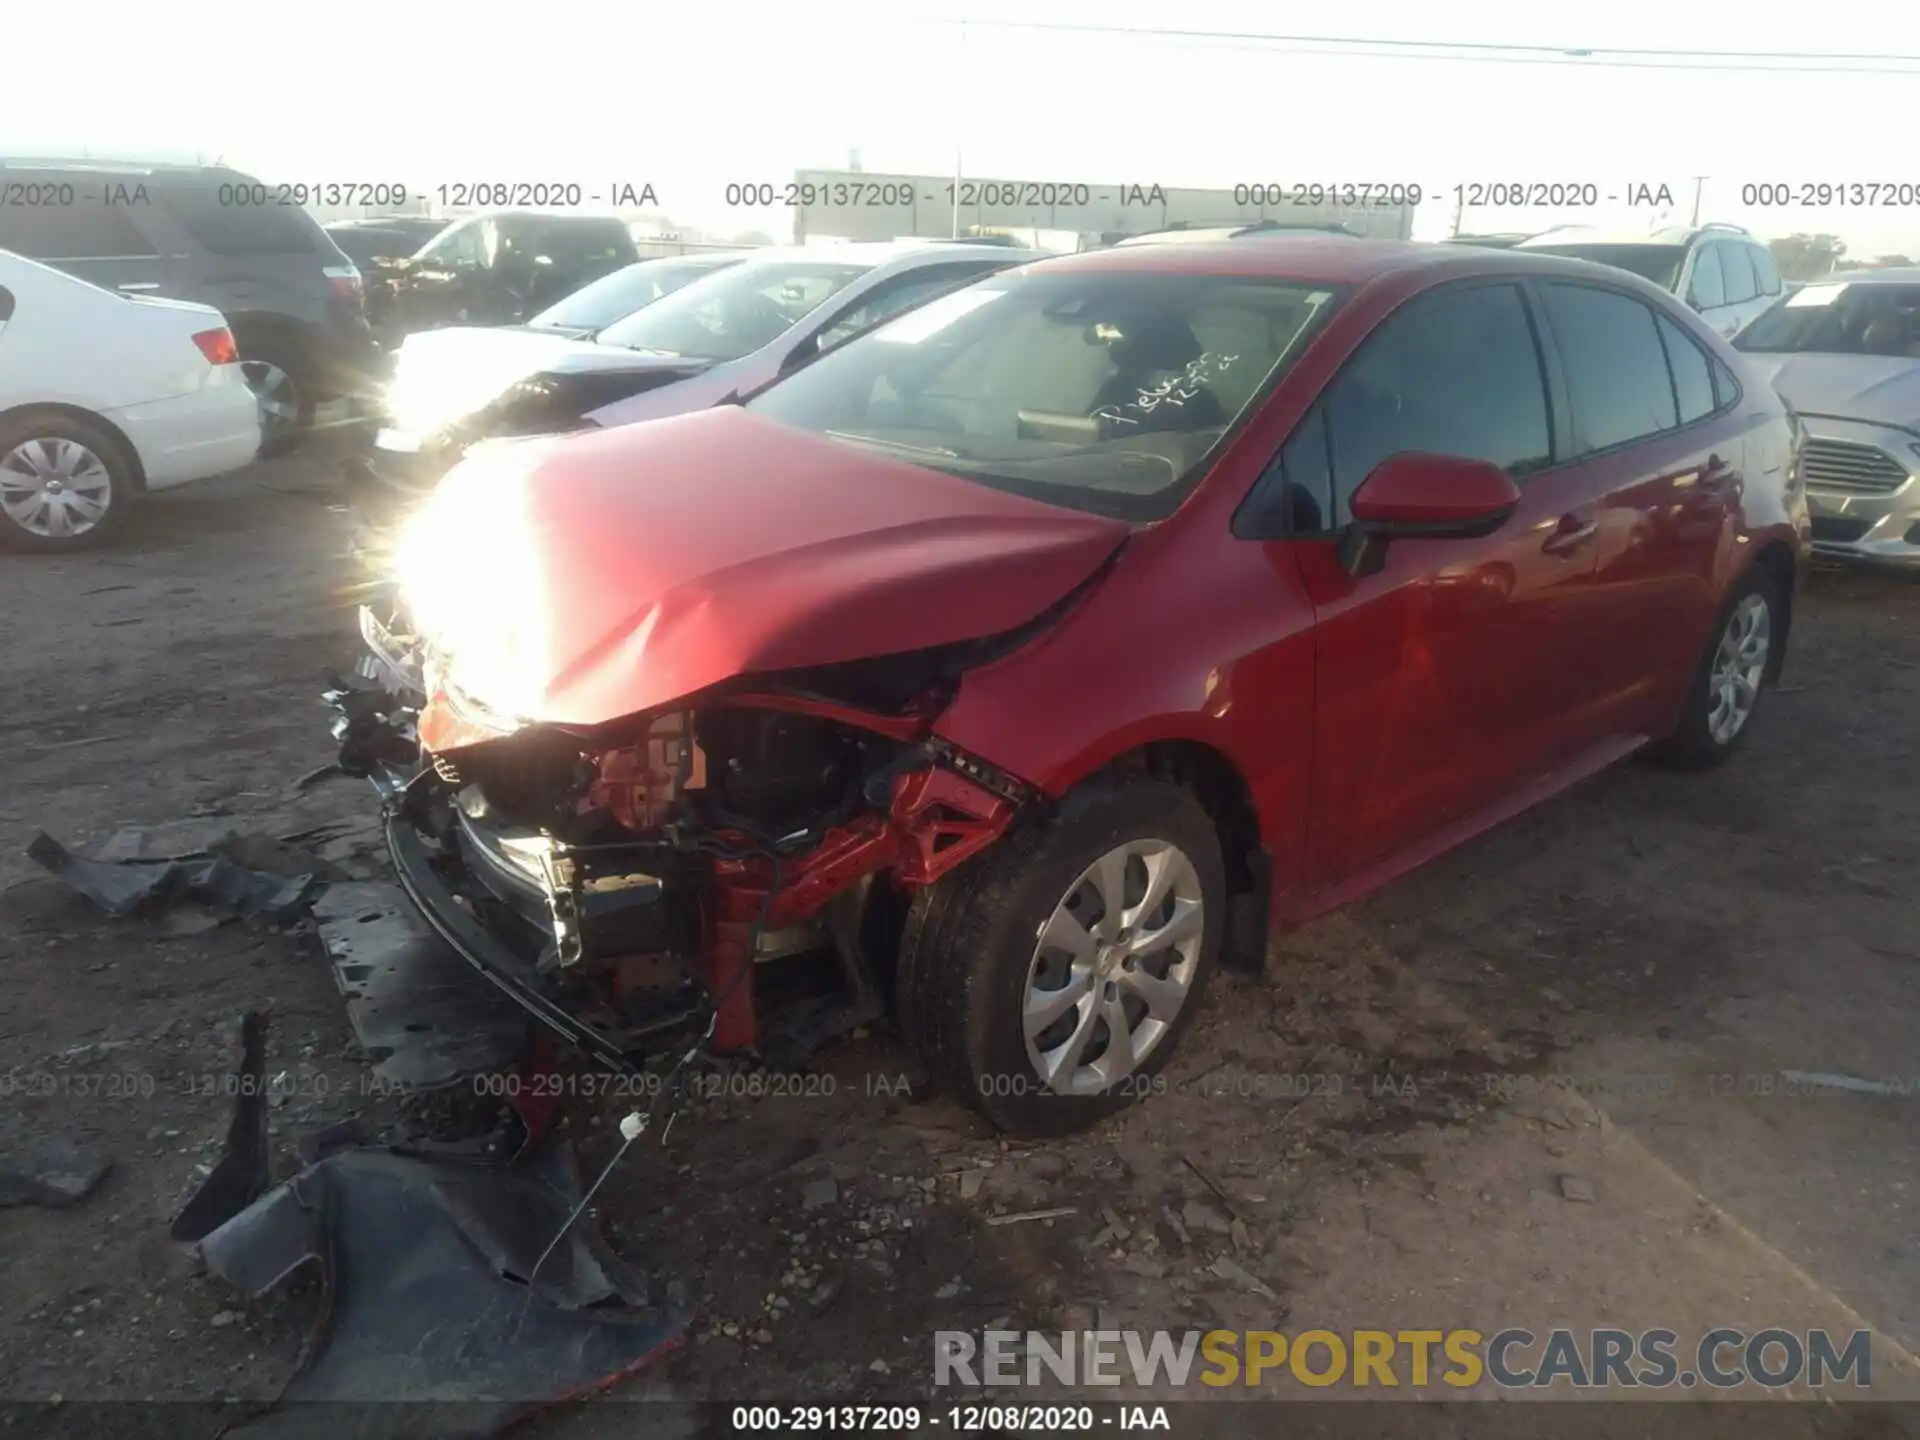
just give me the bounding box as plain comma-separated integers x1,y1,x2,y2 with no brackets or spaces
897,775,1224,1137
1653,566,1783,769
0,411,134,552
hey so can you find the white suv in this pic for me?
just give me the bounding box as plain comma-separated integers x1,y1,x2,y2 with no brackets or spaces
1516,223,1784,339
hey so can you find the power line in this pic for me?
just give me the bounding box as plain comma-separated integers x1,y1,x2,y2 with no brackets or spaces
929,19,1920,76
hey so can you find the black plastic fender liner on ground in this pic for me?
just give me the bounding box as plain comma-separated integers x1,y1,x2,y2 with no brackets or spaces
196,1144,691,1438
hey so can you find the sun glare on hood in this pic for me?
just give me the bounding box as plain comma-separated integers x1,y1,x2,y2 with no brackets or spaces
393,446,553,723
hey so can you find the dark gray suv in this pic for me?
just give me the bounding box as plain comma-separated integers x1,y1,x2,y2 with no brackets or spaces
0,158,377,454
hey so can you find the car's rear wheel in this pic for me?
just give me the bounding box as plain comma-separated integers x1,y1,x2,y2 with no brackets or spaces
1652,567,1782,769
897,775,1224,1137
0,411,134,553
238,339,315,457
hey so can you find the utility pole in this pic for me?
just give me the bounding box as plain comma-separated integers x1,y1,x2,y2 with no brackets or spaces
1690,176,1706,226
1450,184,1466,238
951,21,966,239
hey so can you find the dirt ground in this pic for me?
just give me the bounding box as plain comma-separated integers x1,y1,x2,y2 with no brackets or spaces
2,442,1918,1429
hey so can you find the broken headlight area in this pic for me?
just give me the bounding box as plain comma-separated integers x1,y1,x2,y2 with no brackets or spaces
347,677,1032,1075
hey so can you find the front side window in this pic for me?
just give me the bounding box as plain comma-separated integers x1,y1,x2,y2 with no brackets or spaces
813,264,1005,351
1734,282,1920,358
595,260,868,362
1314,282,1551,528
746,270,1345,521
419,219,488,268
528,259,733,332
1541,283,1678,452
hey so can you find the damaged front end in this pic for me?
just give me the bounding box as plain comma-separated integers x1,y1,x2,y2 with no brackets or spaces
327,607,1035,1073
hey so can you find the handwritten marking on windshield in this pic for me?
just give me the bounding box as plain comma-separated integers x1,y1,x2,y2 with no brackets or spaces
1094,352,1239,428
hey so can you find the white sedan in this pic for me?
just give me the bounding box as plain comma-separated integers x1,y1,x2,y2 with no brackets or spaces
0,251,261,551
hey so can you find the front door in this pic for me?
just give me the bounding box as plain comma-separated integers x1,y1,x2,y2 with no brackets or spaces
1283,279,1611,887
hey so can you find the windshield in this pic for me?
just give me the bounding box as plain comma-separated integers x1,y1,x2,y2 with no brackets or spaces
1735,282,1920,357
745,270,1346,521
528,258,739,333
593,260,868,361
1526,243,1687,290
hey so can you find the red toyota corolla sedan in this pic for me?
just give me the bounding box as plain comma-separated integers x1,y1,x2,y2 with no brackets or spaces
339,237,1810,1137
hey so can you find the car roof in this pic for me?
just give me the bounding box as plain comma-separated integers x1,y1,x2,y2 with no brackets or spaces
454,209,630,224
730,241,1051,270
1815,266,1920,285
0,156,241,176
1022,236,1709,297
1517,224,1751,249
1028,237,1461,284
1117,224,1360,246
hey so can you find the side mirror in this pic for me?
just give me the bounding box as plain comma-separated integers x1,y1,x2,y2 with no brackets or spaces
1337,453,1520,578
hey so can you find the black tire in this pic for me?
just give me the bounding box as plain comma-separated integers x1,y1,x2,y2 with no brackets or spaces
1651,566,1783,770
0,410,136,553
237,337,316,458
896,774,1225,1137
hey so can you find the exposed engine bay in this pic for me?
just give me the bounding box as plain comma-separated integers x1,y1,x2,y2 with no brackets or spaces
328,602,1038,1074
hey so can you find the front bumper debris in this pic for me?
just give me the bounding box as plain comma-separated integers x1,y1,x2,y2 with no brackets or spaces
314,881,529,1090
196,1143,689,1433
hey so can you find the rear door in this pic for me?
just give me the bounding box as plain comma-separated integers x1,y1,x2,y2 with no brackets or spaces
1684,242,1729,333
1713,241,1761,339
1736,243,1784,336
1530,280,1743,736
1276,279,1612,886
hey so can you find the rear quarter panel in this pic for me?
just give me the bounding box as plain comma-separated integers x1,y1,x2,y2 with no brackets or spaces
0,260,203,413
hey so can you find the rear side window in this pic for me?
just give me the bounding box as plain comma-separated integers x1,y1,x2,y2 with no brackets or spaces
1688,246,1726,309
1711,357,1741,409
1656,313,1716,423
1751,245,1782,296
1717,242,1757,305
0,200,159,259
1317,282,1552,527
1540,283,1678,451
0,285,13,323
151,182,319,255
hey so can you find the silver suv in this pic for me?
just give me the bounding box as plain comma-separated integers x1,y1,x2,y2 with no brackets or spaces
0,158,376,454
1517,223,1784,340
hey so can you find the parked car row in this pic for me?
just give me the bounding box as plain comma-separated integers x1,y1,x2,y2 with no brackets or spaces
0,157,374,460
332,232,1813,1135
4,158,1915,577
0,249,260,551
350,240,1046,512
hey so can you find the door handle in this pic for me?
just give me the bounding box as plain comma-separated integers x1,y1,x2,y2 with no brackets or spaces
1541,514,1598,556
116,282,160,292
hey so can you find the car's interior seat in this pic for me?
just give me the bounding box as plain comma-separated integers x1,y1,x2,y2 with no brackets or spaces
1088,314,1228,430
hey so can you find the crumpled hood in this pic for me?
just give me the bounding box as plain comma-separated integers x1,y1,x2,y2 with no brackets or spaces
399,406,1128,729
1745,352,1920,432
385,325,707,434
